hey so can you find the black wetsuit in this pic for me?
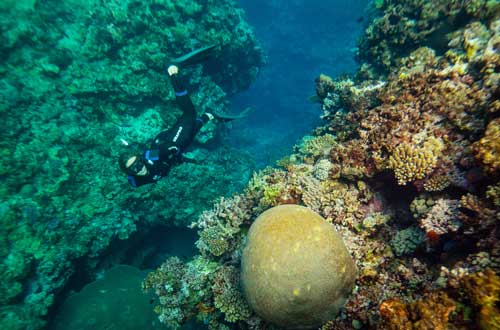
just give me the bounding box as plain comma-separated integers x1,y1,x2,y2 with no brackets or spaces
127,73,211,187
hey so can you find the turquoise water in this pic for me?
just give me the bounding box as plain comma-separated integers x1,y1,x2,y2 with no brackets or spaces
1,1,499,329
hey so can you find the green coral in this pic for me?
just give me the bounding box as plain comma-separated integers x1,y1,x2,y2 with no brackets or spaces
390,226,425,256
199,226,231,257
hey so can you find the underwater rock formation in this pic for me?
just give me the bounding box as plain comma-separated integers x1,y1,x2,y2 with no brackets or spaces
0,0,263,329
240,205,357,329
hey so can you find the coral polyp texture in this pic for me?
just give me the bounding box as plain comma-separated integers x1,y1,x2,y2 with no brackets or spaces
240,205,357,329
0,0,263,329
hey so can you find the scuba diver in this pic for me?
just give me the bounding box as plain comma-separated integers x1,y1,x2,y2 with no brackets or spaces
119,45,251,187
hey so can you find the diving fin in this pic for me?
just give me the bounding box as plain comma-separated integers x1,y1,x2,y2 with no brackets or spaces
171,44,218,67
212,107,254,122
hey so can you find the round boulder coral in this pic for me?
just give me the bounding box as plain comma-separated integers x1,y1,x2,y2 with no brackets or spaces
241,204,357,329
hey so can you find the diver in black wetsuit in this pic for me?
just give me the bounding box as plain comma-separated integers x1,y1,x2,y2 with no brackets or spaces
119,46,250,187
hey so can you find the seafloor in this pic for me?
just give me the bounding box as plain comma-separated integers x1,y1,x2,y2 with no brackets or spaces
1,1,500,330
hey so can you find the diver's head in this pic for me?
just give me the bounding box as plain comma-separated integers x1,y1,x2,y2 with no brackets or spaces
119,145,148,176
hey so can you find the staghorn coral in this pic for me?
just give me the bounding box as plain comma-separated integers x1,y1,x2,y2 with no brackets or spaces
474,117,500,174
423,173,450,192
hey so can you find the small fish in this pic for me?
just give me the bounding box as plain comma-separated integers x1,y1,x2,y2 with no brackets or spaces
356,16,364,23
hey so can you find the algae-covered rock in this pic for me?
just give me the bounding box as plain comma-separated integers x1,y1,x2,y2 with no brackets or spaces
241,204,357,329
0,1,262,328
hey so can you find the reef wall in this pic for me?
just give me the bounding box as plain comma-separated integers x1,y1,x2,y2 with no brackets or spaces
144,1,500,329
0,0,263,329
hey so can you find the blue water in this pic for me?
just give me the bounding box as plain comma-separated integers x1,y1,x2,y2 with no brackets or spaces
230,0,370,167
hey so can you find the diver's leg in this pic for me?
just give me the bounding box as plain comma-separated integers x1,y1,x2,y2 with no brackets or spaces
168,65,197,122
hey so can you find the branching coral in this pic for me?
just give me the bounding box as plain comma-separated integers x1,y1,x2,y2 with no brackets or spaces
212,266,251,323
192,195,254,257
298,134,337,162
142,256,218,329
473,117,500,174
357,0,500,74
388,141,440,185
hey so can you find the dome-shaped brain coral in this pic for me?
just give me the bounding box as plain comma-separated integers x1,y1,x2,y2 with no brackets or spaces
240,204,357,329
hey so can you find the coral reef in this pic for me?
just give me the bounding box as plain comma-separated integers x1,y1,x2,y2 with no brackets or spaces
122,2,500,330
0,0,263,328
357,0,500,75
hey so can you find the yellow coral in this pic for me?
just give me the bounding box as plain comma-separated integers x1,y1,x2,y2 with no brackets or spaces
474,118,500,174
424,174,450,192
388,142,439,185
462,269,500,330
